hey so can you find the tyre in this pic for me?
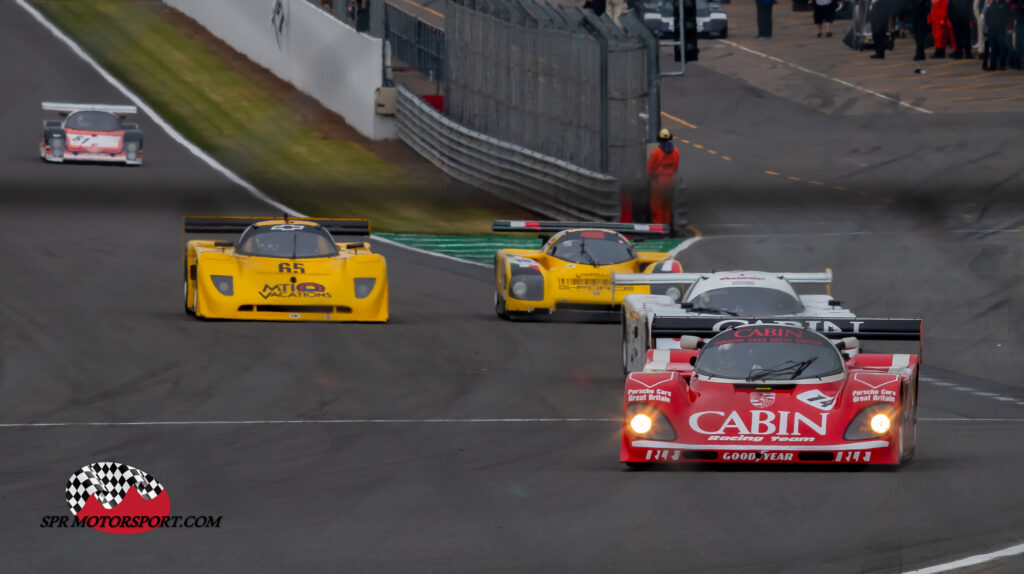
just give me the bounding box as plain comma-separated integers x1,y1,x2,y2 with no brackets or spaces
494,290,509,319
494,256,509,319
184,276,194,315
721,27,728,38
625,462,653,470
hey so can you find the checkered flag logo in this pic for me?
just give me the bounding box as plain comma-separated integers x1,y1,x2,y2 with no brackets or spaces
65,462,165,516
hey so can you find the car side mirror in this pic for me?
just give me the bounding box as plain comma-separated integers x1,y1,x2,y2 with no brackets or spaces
346,242,365,249
679,302,693,309
835,337,859,351
828,299,842,307
678,335,703,350
689,356,697,366
213,240,233,247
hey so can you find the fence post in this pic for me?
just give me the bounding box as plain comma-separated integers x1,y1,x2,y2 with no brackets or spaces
580,11,609,174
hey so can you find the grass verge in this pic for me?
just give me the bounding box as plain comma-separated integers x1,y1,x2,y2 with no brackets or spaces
33,0,519,233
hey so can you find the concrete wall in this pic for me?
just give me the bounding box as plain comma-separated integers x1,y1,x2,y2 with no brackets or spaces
164,0,394,140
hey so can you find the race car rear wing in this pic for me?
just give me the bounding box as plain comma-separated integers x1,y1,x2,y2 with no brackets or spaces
650,316,922,341
41,102,138,115
493,220,671,236
184,216,370,237
613,270,833,286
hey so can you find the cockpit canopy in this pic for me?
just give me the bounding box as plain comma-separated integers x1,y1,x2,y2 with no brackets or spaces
236,222,338,259
694,325,845,382
64,111,122,132
688,286,803,315
545,230,636,266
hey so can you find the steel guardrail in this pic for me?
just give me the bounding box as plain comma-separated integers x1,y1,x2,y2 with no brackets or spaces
395,85,621,221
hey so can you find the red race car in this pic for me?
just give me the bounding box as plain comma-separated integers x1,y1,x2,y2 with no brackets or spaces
621,317,922,468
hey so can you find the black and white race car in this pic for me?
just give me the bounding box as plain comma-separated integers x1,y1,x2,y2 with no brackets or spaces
613,270,855,373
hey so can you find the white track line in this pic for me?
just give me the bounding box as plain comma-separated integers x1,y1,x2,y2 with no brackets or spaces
902,541,1024,574
3,417,1022,428
669,235,702,257
919,418,1024,422
0,418,617,428
372,236,490,267
719,39,934,115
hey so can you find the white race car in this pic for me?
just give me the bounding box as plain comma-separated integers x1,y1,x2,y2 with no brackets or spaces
613,270,855,373
40,102,143,165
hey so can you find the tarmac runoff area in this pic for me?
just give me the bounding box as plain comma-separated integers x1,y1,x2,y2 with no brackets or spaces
5,0,1024,572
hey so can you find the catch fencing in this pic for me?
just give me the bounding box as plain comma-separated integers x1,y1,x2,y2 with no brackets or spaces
445,0,651,189
385,4,445,84
395,85,620,220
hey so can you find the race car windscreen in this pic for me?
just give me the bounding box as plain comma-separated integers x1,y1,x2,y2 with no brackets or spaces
236,224,339,258
694,327,844,382
64,111,123,132
546,230,635,265
688,286,803,315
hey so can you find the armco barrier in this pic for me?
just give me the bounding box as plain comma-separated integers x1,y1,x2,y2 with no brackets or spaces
396,86,621,221
163,0,393,140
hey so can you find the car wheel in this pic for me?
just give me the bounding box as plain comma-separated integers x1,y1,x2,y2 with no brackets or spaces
184,276,194,315
192,280,200,316
622,337,630,376
494,290,509,319
721,27,728,38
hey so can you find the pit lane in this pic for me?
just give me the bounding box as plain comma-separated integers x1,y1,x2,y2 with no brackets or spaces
2,1,1024,572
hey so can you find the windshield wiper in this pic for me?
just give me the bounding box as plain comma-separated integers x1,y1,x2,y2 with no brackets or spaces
291,233,298,260
686,305,739,316
746,357,817,382
579,235,598,267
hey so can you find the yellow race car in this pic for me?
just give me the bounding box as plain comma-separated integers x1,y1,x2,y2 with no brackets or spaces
183,216,388,322
492,220,684,319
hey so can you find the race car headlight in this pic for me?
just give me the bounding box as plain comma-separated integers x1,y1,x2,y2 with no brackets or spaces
354,278,376,299
125,141,139,159
844,404,895,440
50,137,64,157
511,280,528,298
630,414,652,434
210,275,233,296
625,404,676,440
870,413,891,434
665,286,682,302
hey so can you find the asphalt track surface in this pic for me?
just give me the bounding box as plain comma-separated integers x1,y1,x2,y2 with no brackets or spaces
3,2,1024,572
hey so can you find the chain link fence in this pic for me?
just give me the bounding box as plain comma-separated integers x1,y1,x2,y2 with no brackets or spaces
446,0,650,190
384,4,445,84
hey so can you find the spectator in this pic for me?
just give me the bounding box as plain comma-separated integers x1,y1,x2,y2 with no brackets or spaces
930,0,956,56
984,0,1011,68
949,0,974,58
811,0,838,36
757,0,776,37
584,0,608,15
1012,0,1024,67
912,0,933,59
869,0,892,57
